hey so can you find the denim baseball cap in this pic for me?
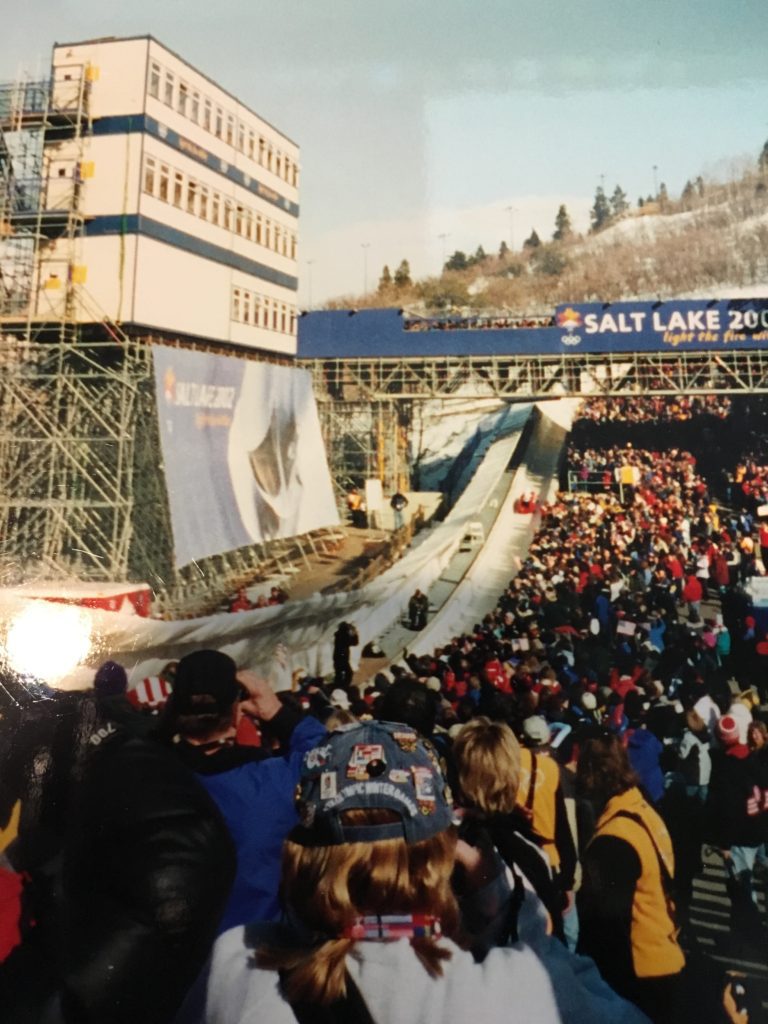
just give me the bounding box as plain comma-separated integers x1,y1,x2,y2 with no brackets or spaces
292,720,454,845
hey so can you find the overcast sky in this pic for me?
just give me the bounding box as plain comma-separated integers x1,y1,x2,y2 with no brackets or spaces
3,1,768,303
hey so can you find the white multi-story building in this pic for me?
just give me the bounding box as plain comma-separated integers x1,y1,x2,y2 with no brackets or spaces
36,35,300,355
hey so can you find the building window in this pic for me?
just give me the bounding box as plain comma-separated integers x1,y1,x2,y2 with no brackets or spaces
199,185,209,220
280,304,287,332
178,82,188,117
274,225,281,254
284,157,291,183
164,71,174,106
143,156,156,195
173,172,183,207
158,164,169,202
191,91,200,123
223,200,233,231
258,137,265,165
237,124,245,152
264,221,271,250
290,233,297,260
235,205,244,235
263,298,271,328
247,131,255,160
211,192,220,224
226,115,234,146
254,296,261,326
203,99,212,132
255,215,262,244
187,180,197,215
232,288,241,321
272,302,278,330
245,210,253,241
149,62,161,99
243,291,251,324
215,107,223,138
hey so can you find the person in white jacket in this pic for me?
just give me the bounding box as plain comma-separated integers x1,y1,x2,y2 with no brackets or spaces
197,721,649,1024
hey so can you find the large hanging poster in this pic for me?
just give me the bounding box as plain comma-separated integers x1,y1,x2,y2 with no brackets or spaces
152,345,339,567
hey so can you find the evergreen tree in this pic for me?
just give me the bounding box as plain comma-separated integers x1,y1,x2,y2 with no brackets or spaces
473,244,487,263
610,185,629,218
695,176,705,197
681,180,695,208
498,240,509,259
523,228,541,249
532,245,567,276
590,186,612,231
637,197,645,208
416,277,470,310
378,265,392,291
393,259,412,288
659,182,669,206
552,204,572,241
759,139,768,174
445,250,468,272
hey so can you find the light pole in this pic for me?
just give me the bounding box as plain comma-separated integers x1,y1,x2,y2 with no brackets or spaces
438,233,450,271
505,206,517,250
306,259,315,309
361,242,370,295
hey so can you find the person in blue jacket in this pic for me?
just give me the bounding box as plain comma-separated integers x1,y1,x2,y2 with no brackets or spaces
162,649,326,933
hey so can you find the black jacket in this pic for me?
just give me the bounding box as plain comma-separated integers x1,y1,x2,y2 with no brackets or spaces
705,746,768,849
1,688,236,1024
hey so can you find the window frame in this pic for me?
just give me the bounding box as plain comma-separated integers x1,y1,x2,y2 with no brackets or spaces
158,163,170,202
148,62,161,99
143,155,156,195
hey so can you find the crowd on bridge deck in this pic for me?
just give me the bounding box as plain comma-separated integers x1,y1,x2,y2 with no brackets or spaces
577,394,733,425
403,314,555,332
4,398,768,1023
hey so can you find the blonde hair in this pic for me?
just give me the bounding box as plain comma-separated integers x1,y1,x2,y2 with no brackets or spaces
257,809,458,1005
452,717,521,814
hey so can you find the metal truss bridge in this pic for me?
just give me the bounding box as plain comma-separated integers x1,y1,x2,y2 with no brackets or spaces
299,347,768,403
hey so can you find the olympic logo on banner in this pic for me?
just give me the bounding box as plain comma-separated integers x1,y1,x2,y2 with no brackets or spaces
556,307,583,346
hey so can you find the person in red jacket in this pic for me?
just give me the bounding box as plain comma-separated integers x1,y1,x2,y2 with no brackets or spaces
681,572,703,625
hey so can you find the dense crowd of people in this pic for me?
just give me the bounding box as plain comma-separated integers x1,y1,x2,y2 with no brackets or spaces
2,407,768,1022
404,314,555,332
578,395,733,425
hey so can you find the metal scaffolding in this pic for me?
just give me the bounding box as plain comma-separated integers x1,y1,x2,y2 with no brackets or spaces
301,350,768,403
299,347,768,490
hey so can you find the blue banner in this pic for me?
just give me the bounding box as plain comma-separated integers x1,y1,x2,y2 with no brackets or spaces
553,298,768,352
297,302,768,360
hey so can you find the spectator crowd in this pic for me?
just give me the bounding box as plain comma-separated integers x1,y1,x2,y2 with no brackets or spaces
2,402,767,1024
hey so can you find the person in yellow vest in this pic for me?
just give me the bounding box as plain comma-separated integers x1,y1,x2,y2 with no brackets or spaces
576,731,685,1023
515,717,577,921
